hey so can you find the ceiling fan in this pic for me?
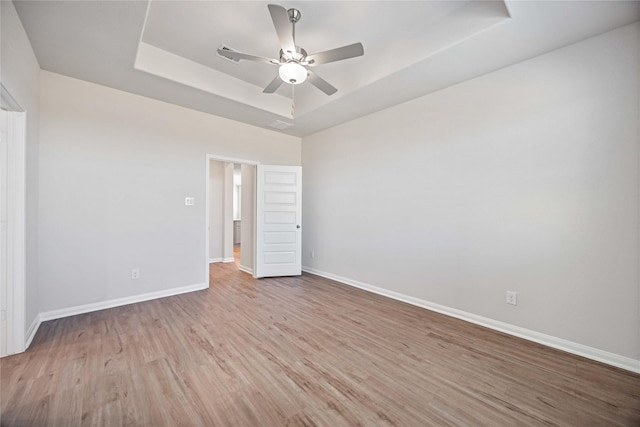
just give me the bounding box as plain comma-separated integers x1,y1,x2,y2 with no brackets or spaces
217,4,364,96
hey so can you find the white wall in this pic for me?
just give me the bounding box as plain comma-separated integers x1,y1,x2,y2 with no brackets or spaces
302,23,640,362
39,71,300,312
1,1,40,334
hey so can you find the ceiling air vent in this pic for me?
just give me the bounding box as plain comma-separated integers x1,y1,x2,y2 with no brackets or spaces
269,120,294,130
217,45,240,63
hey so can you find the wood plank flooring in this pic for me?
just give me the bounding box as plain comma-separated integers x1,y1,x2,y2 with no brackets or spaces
2,263,639,426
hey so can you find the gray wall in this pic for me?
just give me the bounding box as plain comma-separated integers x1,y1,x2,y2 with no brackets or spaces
38,71,300,312
302,23,640,361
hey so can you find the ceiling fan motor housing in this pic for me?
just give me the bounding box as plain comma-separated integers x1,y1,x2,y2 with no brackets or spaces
280,46,308,64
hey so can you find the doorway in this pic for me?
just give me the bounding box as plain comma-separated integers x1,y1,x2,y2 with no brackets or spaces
206,156,257,284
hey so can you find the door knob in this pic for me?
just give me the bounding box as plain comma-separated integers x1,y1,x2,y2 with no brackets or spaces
296,225,301,229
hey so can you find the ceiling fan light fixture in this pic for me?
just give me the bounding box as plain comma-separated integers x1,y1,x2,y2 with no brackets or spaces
279,62,307,84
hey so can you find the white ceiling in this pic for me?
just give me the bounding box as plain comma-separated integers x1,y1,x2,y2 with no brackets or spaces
13,1,640,137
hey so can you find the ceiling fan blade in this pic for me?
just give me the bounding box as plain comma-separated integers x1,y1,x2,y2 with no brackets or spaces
217,48,277,65
263,75,284,93
268,4,296,56
307,70,337,96
306,43,364,66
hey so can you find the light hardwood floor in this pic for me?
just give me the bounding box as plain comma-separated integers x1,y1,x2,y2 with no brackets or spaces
233,244,241,268
2,263,639,426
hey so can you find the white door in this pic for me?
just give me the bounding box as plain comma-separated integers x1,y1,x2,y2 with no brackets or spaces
255,165,302,278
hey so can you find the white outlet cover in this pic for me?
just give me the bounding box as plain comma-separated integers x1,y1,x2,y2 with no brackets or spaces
185,197,195,206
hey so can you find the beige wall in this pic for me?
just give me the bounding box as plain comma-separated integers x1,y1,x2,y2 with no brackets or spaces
302,23,640,362
38,71,300,312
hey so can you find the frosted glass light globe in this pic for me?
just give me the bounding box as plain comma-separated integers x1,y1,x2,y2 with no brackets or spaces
279,62,307,84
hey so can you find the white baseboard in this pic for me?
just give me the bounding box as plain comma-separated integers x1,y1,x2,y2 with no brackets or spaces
210,257,235,264
23,282,208,352
238,265,254,275
38,282,208,323
25,314,42,350
302,266,640,374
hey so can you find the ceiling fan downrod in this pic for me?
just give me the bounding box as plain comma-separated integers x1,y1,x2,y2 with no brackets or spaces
285,8,304,63
288,8,301,44
286,9,301,116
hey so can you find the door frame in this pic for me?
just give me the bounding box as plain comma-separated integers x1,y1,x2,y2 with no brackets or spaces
205,154,259,285
1,84,27,357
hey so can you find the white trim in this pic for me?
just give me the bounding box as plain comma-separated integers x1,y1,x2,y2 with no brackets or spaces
24,314,41,349
9,113,26,354
206,154,260,167
39,282,208,322
238,265,254,275
302,266,640,374
2,110,27,357
205,157,211,287
209,257,235,264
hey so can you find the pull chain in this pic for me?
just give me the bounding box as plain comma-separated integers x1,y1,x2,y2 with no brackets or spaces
291,83,295,117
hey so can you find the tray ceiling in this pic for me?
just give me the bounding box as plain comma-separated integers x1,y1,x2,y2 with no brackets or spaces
13,1,640,136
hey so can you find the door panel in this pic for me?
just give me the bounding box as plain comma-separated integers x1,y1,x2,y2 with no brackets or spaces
255,165,301,278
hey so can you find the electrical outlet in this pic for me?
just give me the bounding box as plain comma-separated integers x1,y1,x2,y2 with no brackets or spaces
131,268,140,280
185,197,195,206
506,291,517,305
310,250,315,259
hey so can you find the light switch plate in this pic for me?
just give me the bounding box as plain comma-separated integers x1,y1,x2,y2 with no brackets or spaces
506,291,517,305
